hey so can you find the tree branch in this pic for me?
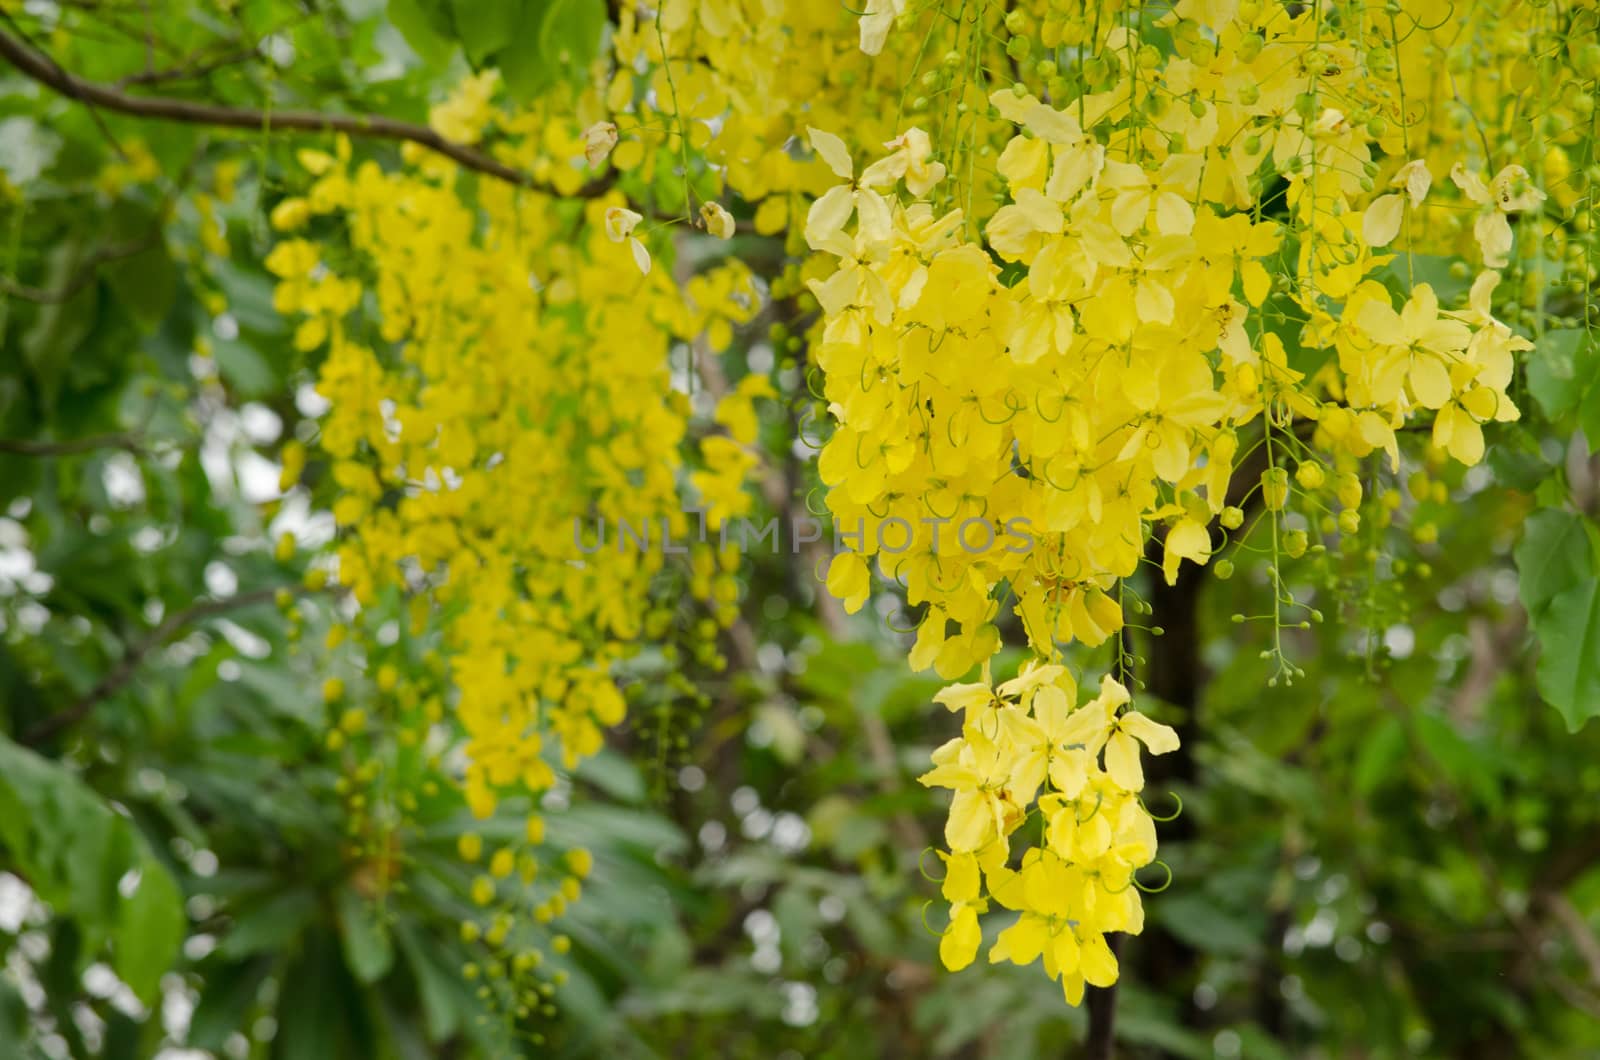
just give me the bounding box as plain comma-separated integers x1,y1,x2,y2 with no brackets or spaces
0,235,159,304
20,584,324,746
1085,933,1126,1058
0,28,536,187
0,432,147,456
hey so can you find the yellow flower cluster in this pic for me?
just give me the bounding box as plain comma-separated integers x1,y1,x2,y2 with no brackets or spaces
266,97,756,865
926,661,1176,1002
809,0,1546,1000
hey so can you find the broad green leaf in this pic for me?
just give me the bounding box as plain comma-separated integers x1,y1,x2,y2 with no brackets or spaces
217,888,319,958
573,748,648,804
115,857,187,1005
102,201,176,333
0,736,185,1004
187,958,274,1051
1151,892,1262,956
1534,576,1600,732
273,934,348,1060
1580,375,1600,450
500,0,604,100
1352,713,1405,796
104,240,177,334
1414,712,1500,809
387,0,456,64
1515,509,1599,617
212,335,280,397
394,923,468,1043
496,3,557,100
447,0,519,63
19,243,101,409
336,886,395,984
1526,328,1593,421
1381,252,1470,305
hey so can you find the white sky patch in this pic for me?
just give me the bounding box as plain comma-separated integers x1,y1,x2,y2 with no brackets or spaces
238,403,283,446
102,452,145,507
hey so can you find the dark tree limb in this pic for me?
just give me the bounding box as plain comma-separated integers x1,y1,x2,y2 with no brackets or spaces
20,584,327,746
0,235,159,304
0,27,537,187
0,432,146,456
1085,933,1127,1058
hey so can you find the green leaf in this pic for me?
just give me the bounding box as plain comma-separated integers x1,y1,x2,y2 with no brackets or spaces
217,889,319,958
104,240,177,333
114,857,186,1004
336,886,395,984
20,244,101,409
0,735,185,1004
1580,374,1600,449
212,335,280,397
573,749,648,804
448,0,518,63
387,0,457,65
1413,712,1501,808
187,958,273,1051
1533,576,1600,732
273,934,347,1060
1526,328,1594,421
1352,713,1405,796
395,924,468,1043
1151,893,1262,956
1381,253,1470,305
1516,510,1599,618
500,0,604,100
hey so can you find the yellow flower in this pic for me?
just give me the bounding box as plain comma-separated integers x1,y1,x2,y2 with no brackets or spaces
700,201,736,239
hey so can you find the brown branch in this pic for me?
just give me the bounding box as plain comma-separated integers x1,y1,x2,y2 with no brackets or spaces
115,42,259,89
21,583,322,746
1085,933,1126,1058
0,235,158,303
0,28,536,187
0,432,146,456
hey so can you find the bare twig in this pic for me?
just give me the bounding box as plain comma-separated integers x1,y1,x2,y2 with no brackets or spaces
115,43,259,89
0,432,147,456
1085,933,1126,1057
21,583,325,745
0,28,537,187
0,235,159,303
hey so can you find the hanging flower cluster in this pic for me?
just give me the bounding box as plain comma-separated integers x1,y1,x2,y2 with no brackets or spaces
807,0,1557,1000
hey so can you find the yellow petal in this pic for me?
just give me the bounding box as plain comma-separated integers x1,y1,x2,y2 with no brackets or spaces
1474,212,1512,269
1052,926,1081,978
1154,191,1195,236
807,127,854,179
1104,729,1145,791
1241,259,1271,307
1119,711,1180,754
1408,354,1452,409
989,915,1048,967
940,904,982,971
1394,159,1431,206
805,185,855,249
628,236,652,275
1162,517,1211,585
1079,931,1120,987
1361,193,1404,247
825,551,871,613
942,852,981,903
